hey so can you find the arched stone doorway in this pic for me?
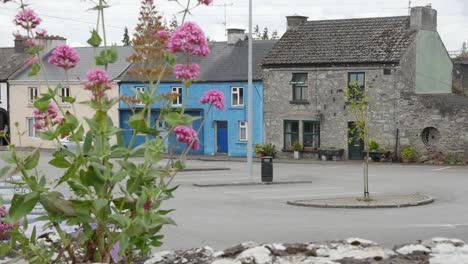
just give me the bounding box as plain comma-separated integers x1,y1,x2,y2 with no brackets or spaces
0,108,9,146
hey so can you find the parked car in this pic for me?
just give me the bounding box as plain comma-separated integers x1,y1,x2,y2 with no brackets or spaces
58,136,84,152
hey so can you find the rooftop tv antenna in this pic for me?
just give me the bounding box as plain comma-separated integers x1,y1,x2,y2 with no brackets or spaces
213,2,234,35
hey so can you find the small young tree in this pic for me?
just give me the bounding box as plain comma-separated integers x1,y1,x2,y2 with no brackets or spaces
122,26,131,46
261,27,269,40
344,81,370,198
253,24,261,39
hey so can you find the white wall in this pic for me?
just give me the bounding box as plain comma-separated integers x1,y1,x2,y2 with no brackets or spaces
0,82,7,111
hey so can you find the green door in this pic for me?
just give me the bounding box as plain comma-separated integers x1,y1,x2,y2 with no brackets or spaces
348,122,364,160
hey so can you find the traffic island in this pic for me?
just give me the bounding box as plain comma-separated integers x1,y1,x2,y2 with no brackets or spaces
287,193,434,208
193,180,313,187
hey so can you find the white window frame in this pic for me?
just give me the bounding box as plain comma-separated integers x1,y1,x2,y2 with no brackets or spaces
231,87,244,107
238,121,248,142
156,120,166,131
61,86,70,103
134,86,145,105
28,87,38,104
171,87,183,106
26,117,37,138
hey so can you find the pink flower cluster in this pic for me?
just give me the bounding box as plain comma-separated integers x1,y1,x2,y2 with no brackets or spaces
14,8,41,29
173,64,200,80
0,206,6,218
174,126,199,150
48,45,80,71
167,22,210,56
36,28,47,37
83,68,114,100
33,103,63,130
198,0,213,5
200,89,225,110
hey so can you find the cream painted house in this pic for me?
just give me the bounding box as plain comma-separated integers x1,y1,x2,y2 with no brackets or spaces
9,45,133,149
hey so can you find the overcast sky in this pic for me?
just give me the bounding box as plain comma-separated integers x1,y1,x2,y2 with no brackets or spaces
0,0,466,51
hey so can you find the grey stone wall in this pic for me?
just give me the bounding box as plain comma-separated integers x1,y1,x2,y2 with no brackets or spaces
264,62,468,160
263,66,405,159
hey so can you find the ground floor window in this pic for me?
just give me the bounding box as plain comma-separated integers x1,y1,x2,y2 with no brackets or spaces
26,117,38,138
303,121,320,148
284,120,320,149
238,121,247,141
284,120,299,148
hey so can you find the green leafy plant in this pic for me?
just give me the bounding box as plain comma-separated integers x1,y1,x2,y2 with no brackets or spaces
262,143,277,158
400,146,418,161
292,140,302,151
369,140,380,152
254,144,264,154
0,0,219,263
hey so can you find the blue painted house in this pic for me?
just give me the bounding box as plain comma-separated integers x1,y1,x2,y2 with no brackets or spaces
118,29,277,156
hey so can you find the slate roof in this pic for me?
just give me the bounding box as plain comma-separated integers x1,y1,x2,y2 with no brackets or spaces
0,48,29,81
262,16,416,67
13,46,134,81
119,39,277,82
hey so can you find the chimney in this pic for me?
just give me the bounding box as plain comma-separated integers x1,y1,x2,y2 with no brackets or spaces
35,35,67,55
14,38,27,53
286,15,308,31
227,28,246,45
410,5,437,31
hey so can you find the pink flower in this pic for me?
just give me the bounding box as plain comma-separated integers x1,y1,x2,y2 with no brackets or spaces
0,222,14,240
167,22,210,57
48,45,80,71
174,126,199,150
12,31,23,39
198,0,213,5
33,103,63,130
26,38,36,47
26,56,38,66
200,89,225,110
36,29,47,37
0,206,6,218
173,64,200,80
83,68,114,100
143,200,152,211
14,8,41,29
156,30,169,39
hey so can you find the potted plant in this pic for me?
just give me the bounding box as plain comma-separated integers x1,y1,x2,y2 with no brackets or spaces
262,143,277,158
292,140,302,160
254,143,264,158
400,146,417,163
367,140,390,162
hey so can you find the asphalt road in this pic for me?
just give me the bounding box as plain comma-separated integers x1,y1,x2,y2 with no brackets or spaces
162,160,468,250
1,152,467,251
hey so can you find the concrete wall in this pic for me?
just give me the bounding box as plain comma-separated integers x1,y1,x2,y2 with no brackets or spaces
415,31,453,94
9,81,119,149
119,81,264,157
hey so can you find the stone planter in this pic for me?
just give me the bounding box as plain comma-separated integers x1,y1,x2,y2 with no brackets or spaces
256,153,264,158
318,149,344,161
366,151,390,162
293,151,300,160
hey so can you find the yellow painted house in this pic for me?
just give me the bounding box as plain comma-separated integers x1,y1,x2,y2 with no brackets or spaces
9,38,132,149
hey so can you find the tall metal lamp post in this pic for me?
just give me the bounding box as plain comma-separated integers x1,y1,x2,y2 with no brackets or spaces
247,0,254,182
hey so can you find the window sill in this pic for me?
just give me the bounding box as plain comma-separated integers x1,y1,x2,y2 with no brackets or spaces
282,148,318,153
230,105,244,109
236,141,247,144
290,100,310,105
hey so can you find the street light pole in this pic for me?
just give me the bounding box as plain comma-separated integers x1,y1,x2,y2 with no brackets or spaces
247,0,253,182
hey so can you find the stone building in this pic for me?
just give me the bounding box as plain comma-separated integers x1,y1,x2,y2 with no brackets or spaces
261,5,465,160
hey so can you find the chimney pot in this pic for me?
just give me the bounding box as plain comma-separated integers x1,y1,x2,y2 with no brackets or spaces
410,5,437,31
227,28,246,45
14,38,27,53
286,15,308,31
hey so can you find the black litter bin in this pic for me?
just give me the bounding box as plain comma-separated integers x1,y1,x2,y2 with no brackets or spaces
261,156,273,182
